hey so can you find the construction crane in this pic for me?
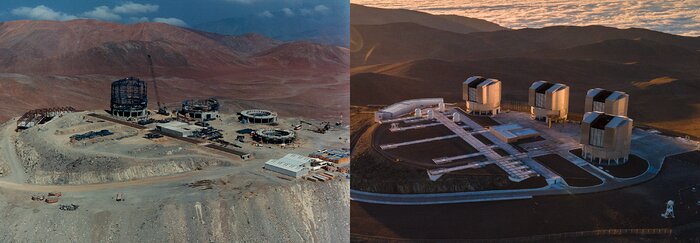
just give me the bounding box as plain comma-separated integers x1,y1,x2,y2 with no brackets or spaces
147,54,169,115
300,120,330,134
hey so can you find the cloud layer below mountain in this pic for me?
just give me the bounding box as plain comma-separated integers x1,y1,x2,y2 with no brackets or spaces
351,0,700,36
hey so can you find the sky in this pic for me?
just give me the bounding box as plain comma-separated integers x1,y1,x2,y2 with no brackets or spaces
351,0,700,37
0,0,347,27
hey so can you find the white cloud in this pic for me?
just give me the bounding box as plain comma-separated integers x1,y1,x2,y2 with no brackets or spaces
314,5,330,14
11,5,78,21
258,10,274,18
351,0,700,37
282,8,295,17
113,2,159,14
153,17,187,27
83,6,121,21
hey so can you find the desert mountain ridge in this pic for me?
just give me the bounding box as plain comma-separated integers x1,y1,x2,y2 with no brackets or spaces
0,19,349,122
351,4,700,138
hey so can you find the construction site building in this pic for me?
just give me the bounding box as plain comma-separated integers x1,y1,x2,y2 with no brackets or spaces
239,110,278,124
584,88,629,116
528,81,570,122
463,76,501,116
580,112,633,165
110,77,148,118
253,129,296,144
181,98,220,121
264,154,312,178
156,121,206,137
374,98,444,122
16,107,76,130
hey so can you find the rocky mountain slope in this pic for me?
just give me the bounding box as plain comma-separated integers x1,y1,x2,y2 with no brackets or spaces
350,4,700,137
0,19,349,121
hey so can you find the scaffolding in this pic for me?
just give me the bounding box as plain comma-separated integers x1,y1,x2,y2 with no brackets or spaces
110,77,148,118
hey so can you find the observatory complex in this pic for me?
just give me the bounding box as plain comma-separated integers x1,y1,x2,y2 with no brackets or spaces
580,111,633,165
528,81,570,122
462,76,501,116
584,88,629,116
110,77,148,118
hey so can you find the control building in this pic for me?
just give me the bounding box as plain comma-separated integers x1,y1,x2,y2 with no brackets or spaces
264,154,312,178
584,88,629,116
374,98,444,122
528,81,569,122
463,76,501,115
580,112,633,165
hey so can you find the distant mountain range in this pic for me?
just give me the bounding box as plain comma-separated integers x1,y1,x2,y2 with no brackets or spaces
350,4,505,34
350,4,700,138
195,11,349,47
0,19,349,121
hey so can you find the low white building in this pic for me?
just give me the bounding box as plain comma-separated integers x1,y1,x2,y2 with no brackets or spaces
156,121,206,137
374,98,444,122
264,154,313,178
490,124,540,143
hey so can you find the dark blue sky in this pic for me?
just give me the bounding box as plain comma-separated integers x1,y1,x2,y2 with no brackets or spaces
0,0,349,27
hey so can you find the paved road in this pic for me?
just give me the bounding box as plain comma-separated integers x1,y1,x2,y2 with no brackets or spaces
352,124,698,205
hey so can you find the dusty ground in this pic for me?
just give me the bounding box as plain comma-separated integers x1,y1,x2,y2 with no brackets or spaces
0,110,350,242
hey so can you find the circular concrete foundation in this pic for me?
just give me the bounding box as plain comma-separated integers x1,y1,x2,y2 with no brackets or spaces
253,128,295,144
239,110,278,124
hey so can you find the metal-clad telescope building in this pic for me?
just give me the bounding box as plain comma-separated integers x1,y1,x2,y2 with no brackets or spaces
580,111,633,165
584,88,629,116
463,76,501,115
528,81,569,122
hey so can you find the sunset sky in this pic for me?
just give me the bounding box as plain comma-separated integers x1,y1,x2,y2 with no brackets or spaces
351,0,700,36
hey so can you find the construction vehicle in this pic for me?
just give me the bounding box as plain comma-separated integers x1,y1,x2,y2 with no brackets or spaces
300,120,331,134
116,193,125,202
336,114,343,126
59,204,79,211
147,54,169,116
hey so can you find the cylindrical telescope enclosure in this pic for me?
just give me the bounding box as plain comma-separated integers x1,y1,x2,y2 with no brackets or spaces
110,77,148,118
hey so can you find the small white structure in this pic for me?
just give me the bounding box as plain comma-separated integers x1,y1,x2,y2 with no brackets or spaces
490,124,540,143
661,200,675,219
264,154,313,178
452,112,461,123
463,76,501,116
414,108,422,118
426,109,434,119
156,121,206,137
374,98,444,122
585,88,629,116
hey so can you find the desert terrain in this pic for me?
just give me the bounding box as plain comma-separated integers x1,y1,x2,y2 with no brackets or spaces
0,20,349,122
350,4,700,138
0,19,350,242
